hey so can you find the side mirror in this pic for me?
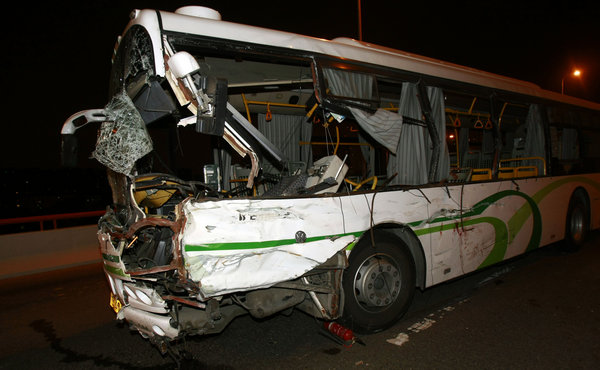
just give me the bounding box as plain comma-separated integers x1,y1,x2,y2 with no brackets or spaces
167,51,228,136
196,78,227,136
61,134,78,167
60,109,107,167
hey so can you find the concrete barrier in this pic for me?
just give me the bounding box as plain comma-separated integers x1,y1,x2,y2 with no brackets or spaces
0,225,100,279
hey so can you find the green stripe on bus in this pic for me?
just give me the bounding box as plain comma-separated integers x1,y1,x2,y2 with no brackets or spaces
521,176,600,251
102,253,120,263
412,190,541,268
184,231,364,252
414,216,508,268
104,264,129,278
184,177,599,267
411,177,600,267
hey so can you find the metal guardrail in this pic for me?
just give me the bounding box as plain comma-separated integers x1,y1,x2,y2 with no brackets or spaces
0,210,105,231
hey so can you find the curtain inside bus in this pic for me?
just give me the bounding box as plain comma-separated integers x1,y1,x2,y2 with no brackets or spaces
258,113,313,174
426,87,450,182
385,83,449,185
524,104,546,174
323,68,403,153
386,83,428,185
348,108,403,153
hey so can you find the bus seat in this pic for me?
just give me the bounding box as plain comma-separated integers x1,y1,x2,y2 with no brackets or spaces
498,167,515,179
516,166,538,178
471,168,492,181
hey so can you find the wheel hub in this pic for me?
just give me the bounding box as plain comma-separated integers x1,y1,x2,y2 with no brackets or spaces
570,207,584,242
354,254,401,308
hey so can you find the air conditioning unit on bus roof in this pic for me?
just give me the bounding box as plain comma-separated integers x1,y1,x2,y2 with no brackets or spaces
175,6,222,20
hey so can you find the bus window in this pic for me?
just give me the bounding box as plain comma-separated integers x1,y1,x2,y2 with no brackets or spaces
444,90,494,181
496,102,547,177
547,105,584,174
580,129,600,173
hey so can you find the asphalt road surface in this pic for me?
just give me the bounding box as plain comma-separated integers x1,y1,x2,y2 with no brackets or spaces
1,233,598,369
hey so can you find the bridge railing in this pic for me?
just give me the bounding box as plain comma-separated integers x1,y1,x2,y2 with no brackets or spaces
0,210,105,234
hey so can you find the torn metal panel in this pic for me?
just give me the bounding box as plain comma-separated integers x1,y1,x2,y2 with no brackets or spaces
185,235,355,298
180,197,355,298
99,231,131,282
92,91,153,175
181,197,347,246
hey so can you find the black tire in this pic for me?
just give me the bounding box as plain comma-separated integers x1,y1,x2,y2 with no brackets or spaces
341,232,416,334
564,190,589,252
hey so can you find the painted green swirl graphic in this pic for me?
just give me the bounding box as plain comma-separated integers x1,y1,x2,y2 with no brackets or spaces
414,216,508,268
416,176,599,269
414,190,541,269
517,176,600,251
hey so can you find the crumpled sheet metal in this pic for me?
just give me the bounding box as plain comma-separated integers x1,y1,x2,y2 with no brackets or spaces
180,197,355,298
185,235,355,298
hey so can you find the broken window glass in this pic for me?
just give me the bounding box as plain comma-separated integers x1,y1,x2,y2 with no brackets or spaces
92,91,153,175
109,25,155,97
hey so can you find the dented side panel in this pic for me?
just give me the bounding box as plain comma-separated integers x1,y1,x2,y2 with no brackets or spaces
185,235,356,297
180,191,434,297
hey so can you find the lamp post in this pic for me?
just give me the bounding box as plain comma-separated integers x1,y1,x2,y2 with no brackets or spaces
561,69,582,95
357,0,363,41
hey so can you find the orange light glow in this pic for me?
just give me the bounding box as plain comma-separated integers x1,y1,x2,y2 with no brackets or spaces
573,69,581,77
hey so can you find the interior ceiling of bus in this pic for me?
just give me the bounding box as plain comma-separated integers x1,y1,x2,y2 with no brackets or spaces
202,57,312,89
197,57,314,115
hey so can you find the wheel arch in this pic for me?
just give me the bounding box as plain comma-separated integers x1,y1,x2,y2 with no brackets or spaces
563,186,592,251
571,186,591,221
356,223,427,290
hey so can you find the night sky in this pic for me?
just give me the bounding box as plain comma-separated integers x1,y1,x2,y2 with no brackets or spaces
2,0,598,170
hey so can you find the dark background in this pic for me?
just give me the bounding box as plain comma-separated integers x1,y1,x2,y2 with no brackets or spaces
1,0,598,218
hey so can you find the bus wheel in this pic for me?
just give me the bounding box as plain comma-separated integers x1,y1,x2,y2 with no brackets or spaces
564,190,589,252
342,233,415,334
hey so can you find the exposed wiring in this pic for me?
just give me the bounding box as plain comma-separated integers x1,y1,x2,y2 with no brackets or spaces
417,188,431,204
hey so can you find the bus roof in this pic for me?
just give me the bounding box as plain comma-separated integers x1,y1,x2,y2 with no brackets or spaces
129,7,600,111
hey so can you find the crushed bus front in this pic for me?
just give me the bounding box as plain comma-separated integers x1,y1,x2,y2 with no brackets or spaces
98,192,356,346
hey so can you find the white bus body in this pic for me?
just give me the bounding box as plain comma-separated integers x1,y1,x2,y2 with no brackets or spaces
62,6,600,353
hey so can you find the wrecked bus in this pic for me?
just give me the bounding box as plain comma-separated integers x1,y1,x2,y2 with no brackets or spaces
62,6,600,354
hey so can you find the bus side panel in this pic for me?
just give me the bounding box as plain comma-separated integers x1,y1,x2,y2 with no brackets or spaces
420,174,600,287
341,190,434,285
422,182,520,285
181,190,433,297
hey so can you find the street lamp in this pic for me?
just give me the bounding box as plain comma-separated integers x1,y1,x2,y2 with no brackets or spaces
561,69,582,95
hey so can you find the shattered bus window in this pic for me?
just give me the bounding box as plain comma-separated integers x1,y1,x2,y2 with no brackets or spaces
109,25,155,98
92,90,153,175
